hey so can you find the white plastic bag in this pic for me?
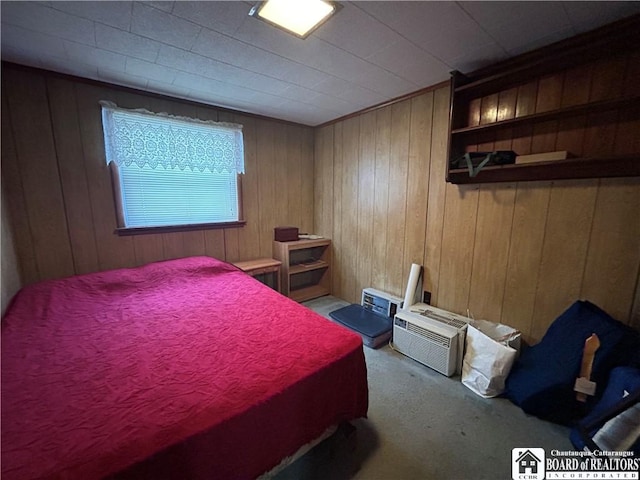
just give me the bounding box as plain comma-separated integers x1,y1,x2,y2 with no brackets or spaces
461,319,521,398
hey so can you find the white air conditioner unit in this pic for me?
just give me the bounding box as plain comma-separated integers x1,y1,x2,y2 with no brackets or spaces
361,287,403,318
393,304,470,377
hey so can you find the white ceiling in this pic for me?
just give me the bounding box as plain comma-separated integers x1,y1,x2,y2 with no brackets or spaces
2,1,640,126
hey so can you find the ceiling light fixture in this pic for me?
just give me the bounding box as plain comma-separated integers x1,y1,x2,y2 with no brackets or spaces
249,0,341,39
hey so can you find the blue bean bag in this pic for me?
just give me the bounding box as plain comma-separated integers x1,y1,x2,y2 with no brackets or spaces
570,366,640,454
504,300,639,425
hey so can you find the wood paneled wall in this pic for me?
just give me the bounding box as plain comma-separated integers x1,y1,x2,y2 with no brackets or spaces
314,85,640,343
1,65,314,286
3,63,639,343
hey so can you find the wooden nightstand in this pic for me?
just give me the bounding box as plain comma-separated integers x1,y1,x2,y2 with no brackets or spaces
233,258,282,293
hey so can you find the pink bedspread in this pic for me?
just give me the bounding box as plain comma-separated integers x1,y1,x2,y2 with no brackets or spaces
2,257,368,480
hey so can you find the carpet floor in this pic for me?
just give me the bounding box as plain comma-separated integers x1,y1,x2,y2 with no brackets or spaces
274,295,571,480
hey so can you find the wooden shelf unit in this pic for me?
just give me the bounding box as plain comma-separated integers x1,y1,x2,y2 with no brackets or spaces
273,238,332,302
446,15,640,184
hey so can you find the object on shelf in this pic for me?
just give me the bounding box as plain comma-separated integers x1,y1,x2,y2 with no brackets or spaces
274,226,299,242
447,155,640,185
516,151,572,164
450,151,517,177
298,234,324,240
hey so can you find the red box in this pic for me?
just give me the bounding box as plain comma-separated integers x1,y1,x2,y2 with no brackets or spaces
274,226,299,242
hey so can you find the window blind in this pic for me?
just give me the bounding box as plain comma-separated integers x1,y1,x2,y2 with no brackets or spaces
119,164,239,228
100,102,244,229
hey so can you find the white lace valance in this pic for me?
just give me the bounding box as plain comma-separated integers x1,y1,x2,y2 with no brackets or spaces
100,101,244,174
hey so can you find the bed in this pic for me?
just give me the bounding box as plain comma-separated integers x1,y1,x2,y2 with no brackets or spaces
1,256,368,480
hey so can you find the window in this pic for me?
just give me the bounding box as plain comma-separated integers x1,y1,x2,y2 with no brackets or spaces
100,102,245,232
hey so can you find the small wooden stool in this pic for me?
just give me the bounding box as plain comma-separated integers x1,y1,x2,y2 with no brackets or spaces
233,258,282,293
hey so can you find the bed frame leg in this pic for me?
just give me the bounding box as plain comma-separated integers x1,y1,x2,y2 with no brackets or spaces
337,421,357,452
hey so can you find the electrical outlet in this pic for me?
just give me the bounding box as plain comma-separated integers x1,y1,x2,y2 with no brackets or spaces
423,291,431,305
